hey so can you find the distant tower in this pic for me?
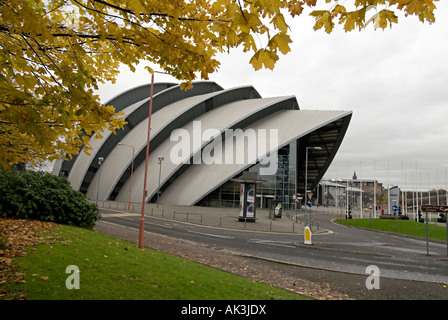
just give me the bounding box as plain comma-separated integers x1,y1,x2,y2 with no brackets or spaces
353,171,357,180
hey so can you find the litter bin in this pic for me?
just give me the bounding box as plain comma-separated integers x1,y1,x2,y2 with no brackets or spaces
274,203,282,218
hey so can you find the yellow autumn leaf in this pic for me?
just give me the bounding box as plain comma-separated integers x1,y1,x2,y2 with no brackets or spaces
249,49,278,70
375,9,399,30
310,10,334,33
268,33,292,55
272,13,289,33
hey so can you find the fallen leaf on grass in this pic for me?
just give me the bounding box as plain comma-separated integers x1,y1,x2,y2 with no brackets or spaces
0,218,58,299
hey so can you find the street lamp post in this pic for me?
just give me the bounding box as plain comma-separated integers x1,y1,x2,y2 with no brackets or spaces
139,71,169,248
118,143,135,210
96,157,104,204
305,146,322,220
374,160,377,218
157,156,164,208
360,161,363,218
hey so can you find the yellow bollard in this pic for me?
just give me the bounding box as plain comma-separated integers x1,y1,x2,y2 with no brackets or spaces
304,226,312,245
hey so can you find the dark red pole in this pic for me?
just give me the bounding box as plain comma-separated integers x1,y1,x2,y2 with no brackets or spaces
139,73,154,248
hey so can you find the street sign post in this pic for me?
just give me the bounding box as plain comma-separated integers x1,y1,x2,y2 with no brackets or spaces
421,205,448,257
392,205,399,232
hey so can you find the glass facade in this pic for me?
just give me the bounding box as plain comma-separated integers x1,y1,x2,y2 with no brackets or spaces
197,142,299,210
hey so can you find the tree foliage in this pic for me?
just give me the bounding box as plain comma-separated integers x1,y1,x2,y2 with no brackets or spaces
0,0,439,170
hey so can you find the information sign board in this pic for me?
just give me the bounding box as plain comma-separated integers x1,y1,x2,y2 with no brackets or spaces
421,205,448,213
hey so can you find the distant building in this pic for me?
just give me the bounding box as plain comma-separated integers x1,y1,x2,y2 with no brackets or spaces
317,180,363,208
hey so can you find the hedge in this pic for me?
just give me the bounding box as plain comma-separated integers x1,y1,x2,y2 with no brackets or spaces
0,170,99,229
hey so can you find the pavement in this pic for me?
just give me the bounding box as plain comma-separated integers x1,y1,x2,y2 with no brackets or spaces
96,200,332,235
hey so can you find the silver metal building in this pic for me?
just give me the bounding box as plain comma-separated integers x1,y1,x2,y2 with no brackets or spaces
53,82,352,208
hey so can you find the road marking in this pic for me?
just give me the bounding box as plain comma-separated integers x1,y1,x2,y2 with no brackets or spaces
248,239,296,248
187,230,234,239
102,212,173,229
118,216,135,221
101,212,140,217
146,221,173,229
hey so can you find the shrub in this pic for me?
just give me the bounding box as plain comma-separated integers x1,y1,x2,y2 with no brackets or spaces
380,214,409,220
0,170,99,229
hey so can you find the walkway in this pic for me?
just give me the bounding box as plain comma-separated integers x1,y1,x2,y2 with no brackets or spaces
96,200,330,235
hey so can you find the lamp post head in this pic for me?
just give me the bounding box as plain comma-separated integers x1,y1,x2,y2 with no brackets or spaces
306,146,323,152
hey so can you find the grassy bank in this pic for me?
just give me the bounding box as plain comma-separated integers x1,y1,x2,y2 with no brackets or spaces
3,223,307,300
336,218,447,241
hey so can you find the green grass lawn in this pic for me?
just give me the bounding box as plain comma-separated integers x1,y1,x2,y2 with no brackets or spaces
336,218,447,241
5,224,307,300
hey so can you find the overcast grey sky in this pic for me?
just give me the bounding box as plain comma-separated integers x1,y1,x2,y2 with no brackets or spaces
97,2,448,190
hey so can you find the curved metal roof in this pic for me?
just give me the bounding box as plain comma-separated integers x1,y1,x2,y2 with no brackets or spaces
59,82,177,176
85,85,263,201
68,81,223,192
114,95,299,203
58,82,352,207
159,109,352,205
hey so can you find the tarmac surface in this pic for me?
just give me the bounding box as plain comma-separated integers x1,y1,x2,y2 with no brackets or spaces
96,200,331,234
95,201,448,300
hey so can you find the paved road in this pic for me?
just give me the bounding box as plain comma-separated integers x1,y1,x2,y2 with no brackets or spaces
97,204,448,287
310,213,448,283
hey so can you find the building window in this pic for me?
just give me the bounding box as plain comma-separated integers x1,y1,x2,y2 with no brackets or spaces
197,142,298,209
